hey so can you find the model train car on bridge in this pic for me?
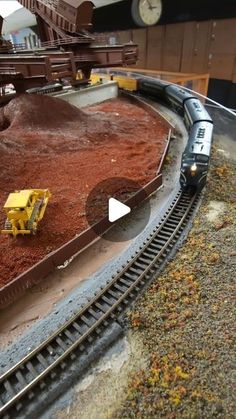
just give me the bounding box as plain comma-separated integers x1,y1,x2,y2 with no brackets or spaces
26,83,63,95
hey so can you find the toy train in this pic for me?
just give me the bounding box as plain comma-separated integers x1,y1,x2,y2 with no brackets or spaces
26,83,63,95
92,73,213,190
137,78,213,190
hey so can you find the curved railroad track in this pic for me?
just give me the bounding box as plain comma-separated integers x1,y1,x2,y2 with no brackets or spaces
0,189,199,418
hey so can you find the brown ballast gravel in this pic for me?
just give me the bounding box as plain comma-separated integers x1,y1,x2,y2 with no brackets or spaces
115,148,236,418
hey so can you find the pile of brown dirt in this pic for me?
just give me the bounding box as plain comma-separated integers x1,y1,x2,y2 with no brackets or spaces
0,94,87,130
0,94,169,287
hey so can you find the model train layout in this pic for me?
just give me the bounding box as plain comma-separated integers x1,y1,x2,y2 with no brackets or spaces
0,74,214,242
0,1,235,417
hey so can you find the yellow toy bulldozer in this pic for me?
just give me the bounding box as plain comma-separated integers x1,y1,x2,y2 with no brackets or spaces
1,189,51,236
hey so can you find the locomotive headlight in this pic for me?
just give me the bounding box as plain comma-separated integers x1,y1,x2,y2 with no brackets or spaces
190,163,197,175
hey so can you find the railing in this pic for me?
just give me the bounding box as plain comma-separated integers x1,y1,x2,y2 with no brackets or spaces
11,43,28,51
92,33,123,46
41,36,93,48
10,35,93,52
115,67,210,97
0,67,17,74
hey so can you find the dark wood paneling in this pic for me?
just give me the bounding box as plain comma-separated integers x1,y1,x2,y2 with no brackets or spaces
209,54,236,80
101,17,236,83
232,57,236,83
146,26,164,70
191,21,212,74
118,30,133,44
209,19,236,54
181,22,196,73
207,19,236,80
162,23,185,72
132,29,147,68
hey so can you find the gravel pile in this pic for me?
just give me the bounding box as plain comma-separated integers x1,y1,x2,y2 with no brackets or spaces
115,148,236,418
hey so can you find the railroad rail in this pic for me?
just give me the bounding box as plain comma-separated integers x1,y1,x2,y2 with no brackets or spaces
0,190,199,417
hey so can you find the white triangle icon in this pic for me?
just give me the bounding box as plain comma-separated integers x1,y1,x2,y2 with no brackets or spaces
108,197,131,222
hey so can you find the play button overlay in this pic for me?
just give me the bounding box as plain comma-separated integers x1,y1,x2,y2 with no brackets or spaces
108,198,131,222
86,177,151,242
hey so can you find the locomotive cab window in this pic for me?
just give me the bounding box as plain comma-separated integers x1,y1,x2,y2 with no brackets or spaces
196,155,209,163
182,153,195,161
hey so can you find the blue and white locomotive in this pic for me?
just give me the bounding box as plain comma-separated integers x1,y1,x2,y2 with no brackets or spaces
137,78,213,190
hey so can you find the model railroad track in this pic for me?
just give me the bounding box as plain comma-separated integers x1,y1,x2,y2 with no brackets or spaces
0,190,198,418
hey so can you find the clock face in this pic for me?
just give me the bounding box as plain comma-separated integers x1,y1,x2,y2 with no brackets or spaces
132,0,162,27
139,0,162,25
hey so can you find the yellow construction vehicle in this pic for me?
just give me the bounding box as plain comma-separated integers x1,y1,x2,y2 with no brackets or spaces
1,189,51,236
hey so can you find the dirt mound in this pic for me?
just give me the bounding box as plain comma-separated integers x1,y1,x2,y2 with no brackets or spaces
0,94,116,153
1,94,88,130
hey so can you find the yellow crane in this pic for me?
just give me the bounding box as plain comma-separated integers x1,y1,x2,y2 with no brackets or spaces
1,189,51,236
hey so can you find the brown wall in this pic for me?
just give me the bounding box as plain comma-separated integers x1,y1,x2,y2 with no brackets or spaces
101,18,236,83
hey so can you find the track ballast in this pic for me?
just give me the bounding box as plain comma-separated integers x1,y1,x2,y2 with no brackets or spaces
0,190,199,418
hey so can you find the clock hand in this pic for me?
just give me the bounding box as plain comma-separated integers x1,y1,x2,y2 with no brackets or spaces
146,0,158,11
146,0,153,9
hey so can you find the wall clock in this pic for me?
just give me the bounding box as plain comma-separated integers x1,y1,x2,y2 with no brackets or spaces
131,0,162,27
